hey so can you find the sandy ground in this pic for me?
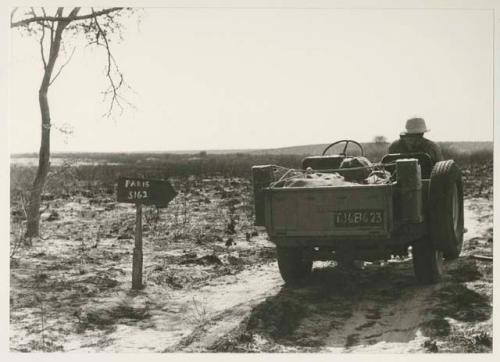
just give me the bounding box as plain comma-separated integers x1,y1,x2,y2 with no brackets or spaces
9,175,493,353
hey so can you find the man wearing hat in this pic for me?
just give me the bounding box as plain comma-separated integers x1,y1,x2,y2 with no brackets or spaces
389,117,443,164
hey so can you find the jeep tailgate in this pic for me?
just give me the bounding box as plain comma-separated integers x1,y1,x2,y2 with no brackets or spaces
264,184,393,238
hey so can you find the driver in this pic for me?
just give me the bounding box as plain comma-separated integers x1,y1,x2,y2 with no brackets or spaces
388,117,443,164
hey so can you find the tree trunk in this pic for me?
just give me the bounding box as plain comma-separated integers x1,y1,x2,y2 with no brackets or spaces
25,87,52,237
25,15,70,237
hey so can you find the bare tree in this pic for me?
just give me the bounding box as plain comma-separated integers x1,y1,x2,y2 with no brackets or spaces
11,7,134,237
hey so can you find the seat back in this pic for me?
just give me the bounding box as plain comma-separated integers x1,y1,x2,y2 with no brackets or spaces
302,155,345,171
381,152,433,179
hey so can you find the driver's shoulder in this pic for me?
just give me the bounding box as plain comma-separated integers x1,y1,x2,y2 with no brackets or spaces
388,138,403,152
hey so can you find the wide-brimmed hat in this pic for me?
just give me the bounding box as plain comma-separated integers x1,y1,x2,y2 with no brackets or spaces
402,117,430,135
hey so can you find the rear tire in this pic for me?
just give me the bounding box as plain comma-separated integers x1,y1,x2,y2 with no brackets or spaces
412,239,443,284
428,160,464,260
276,247,312,285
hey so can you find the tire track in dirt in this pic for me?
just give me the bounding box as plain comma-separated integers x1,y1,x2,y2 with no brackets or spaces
324,198,492,353
61,262,283,352
198,198,492,353
323,281,440,352
164,262,283,352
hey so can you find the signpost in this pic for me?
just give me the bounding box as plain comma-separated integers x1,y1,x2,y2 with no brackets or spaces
117,177,177,290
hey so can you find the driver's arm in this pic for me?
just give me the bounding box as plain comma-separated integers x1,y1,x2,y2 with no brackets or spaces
424,140,444,163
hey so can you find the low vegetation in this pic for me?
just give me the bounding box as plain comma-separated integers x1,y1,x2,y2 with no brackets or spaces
9,141,493,352
11,141,492,190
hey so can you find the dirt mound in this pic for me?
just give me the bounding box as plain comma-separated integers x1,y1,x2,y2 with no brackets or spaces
247,295,307,339
179,253,223,266
445,257,482,283
419,318,451,338
432,284,491,322
79,295,151,331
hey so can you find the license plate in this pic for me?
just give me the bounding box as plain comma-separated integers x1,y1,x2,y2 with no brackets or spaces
333,210,384,227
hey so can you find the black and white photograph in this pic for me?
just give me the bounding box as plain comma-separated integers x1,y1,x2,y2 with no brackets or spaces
3,0,497,355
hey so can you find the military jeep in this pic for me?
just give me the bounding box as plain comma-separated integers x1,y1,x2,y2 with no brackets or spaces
252,140,464,285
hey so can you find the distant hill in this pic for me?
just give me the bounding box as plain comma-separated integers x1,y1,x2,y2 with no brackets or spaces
247,141,493,156
11,141,492,159
247,143,332,155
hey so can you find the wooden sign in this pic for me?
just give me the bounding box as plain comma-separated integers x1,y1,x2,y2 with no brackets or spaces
117,177,177,208
116,177,177,290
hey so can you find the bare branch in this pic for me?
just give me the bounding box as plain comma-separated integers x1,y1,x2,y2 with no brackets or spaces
39,7,79,91
35,9,52,31
91,7,126,117
39,21,47,70
40,8,49,26
14,6,133,118
11,7,123,28
10,8,19,24
49,47,76,85
48,12,54,45
68,7,80,19
55,7,64,18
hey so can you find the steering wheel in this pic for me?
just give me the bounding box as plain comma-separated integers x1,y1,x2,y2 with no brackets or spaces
322,139,364,157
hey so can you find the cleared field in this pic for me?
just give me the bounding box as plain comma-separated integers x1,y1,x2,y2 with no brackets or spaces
9,142,493,352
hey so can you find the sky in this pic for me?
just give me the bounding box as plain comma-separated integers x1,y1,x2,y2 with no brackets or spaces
8,5,494,153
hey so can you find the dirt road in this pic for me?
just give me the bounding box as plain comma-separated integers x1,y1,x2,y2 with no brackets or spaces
9,175,492,353
175,198,493,353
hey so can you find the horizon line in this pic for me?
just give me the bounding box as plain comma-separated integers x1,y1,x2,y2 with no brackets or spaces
9,139,494,156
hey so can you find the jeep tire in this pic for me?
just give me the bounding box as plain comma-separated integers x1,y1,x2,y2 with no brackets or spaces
276,247,312,285
412,238,443,284
428,160,464,260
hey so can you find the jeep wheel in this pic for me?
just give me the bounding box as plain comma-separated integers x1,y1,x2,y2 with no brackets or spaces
429,160,464,260
276,247,312,285
412,239,443,284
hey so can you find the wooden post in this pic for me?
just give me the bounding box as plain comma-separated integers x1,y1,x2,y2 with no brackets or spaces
117,177,177,290
132,203,143,290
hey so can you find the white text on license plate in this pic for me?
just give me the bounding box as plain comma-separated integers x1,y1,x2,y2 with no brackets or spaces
333,210,384,227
